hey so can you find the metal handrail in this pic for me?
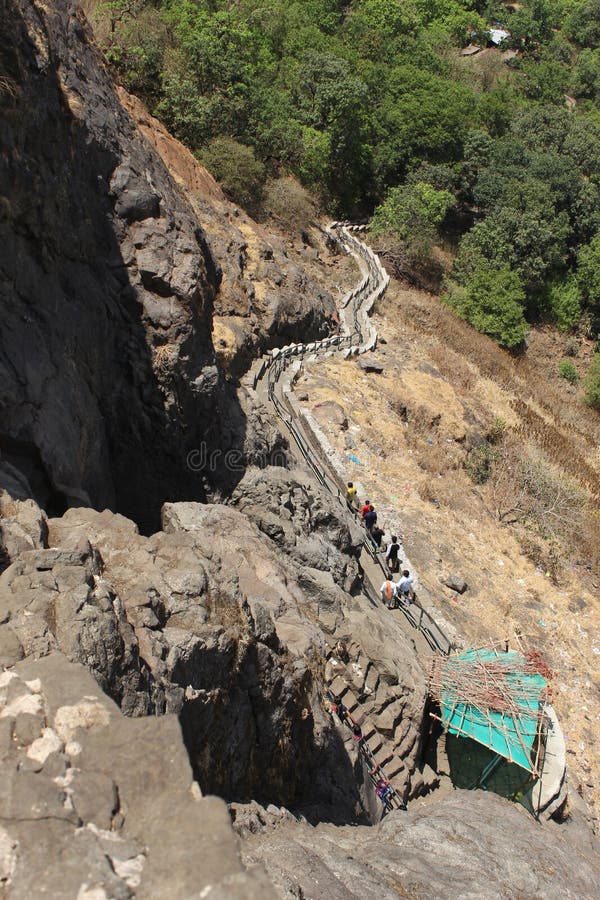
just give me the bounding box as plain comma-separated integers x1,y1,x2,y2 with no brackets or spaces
253,223,453,656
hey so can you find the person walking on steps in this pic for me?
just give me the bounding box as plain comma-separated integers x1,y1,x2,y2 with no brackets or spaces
371,524,384,549
363,505,377,533
385,535,401,574
351,722,365,749
328,691,350,726
360,499,371,519
398,570,414,604
375,778,394,811
346,482,358,509
380,575,397,607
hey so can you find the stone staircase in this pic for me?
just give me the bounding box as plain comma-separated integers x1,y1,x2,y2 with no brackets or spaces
324,643,422,799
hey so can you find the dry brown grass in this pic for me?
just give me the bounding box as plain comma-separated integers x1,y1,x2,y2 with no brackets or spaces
511,398,600,497
305,278,600,818
427,343,477,394
385,286,600,487
486,437,587,537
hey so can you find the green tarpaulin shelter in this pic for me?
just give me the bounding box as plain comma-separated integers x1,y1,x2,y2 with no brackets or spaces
435,648,548,775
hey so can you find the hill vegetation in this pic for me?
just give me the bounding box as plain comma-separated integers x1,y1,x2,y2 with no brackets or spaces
96,1,600,360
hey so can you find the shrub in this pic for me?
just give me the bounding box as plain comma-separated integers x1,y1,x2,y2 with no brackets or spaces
443,261,528,349
548,276,582,332
371,181,454,242
464,445,497,484
564,337,579,357
262,176,317,231
197,137,266,209
584,352,600,410
558,360,579,384
486,417,507,445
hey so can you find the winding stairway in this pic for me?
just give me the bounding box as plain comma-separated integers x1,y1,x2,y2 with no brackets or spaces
252,224,451,653
248,224,457,811
251,224,569,820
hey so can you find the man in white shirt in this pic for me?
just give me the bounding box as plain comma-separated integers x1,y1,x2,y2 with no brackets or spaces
397,570,414,603
380,576,397,608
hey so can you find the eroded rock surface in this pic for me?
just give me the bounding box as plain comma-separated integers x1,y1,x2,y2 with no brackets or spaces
118,90,339,378
0,466,432,822
0,653,272,898
240,790,600,899
0,0,227,529
0,0,323,532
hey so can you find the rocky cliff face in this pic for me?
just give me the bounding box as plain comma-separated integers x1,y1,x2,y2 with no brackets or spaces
0,0,335,533
0,0,229,530
0,463,436,820
119,90,339,380
1,2,599,897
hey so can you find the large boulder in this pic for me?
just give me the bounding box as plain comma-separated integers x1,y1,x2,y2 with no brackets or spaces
230,467,364,592
0,652,273,898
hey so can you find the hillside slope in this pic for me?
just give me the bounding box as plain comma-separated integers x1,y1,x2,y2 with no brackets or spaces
303,274,600,822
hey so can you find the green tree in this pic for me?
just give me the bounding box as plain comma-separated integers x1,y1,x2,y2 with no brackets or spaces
563,116,600,179
577,234,600,313
458,179,570,291
297,126,331,190
372,65,475,191
584,353,600,409
289,52,368,131
548,276,582,331
570,48,600,99
444,261,528,348
95,1,170,101
477,85,521,138
371,181,454,240
198,136,266,208
507,0,556,52
342,0,419,61
564,0,600,49
519,57,569,105
511,105,571,153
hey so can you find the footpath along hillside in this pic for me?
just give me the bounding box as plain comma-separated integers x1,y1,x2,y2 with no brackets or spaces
293,248,600,825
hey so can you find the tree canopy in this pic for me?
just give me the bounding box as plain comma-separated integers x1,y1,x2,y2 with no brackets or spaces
96,0,600,344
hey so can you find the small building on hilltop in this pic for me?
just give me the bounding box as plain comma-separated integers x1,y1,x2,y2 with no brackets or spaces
428,645,566,818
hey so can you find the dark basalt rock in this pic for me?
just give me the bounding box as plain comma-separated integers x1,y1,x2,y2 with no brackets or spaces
0,0,239,532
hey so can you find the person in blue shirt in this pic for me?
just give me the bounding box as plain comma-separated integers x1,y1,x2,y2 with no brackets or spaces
363,504,377,532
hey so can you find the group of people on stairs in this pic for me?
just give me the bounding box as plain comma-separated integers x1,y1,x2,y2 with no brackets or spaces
346,482,416,609
380,571,414,609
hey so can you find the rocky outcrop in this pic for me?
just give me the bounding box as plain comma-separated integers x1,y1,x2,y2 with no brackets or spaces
0,463,48,573
0,652,273,898
0,491,364,818
230,466,364,593
118,90,339,378
0,466,432,820
240,790,600,899
0,0,314,532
